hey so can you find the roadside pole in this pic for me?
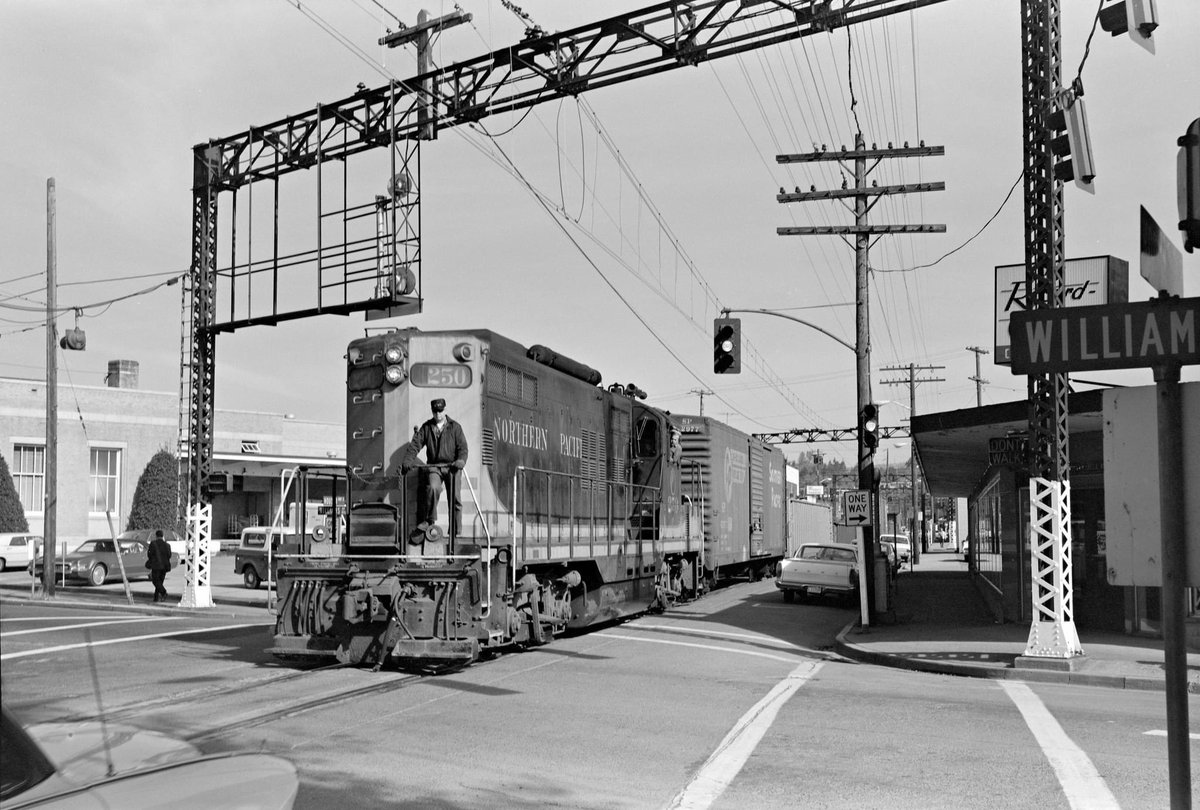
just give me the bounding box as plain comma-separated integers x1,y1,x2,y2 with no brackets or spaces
1154,361,1191,809
105,510,134,606
43,178,57,599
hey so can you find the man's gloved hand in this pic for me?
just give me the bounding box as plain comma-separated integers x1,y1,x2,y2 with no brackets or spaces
453,459,466,470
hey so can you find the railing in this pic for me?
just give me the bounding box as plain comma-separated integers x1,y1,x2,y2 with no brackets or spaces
511,466,664,579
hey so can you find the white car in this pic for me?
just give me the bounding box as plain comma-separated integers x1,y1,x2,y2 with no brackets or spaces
0,703,298,809
879,534,912,564
0,533,42,572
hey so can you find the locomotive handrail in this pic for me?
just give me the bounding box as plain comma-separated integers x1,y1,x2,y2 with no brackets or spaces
512,465,663,582
396,461,494,617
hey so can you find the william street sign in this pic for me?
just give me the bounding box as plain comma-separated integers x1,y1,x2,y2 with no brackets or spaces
1010,297,1200,374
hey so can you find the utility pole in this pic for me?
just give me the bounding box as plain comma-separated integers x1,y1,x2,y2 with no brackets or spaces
380,8,472,140
880,363,944,564
777,135,944,617
43,179,57,598
966,346,989,407
688,388,713,416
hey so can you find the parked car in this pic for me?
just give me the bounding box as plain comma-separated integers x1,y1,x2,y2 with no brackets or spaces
878,538,899,574
118,528,186,558
879,533,911,565
0,533,42,572
777,542,859,604
0,702,298,809
33,538,179,587
234,527,308,590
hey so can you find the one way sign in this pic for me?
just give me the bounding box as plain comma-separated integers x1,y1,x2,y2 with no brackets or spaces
842,490,872,526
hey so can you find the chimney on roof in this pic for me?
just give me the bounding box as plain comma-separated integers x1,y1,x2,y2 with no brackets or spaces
106,359,139,389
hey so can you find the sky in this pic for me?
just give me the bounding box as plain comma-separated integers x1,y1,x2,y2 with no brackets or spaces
1,0,1197,469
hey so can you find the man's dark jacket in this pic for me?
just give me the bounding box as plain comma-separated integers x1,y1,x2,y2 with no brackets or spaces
403,416,468,470
147,537,173,571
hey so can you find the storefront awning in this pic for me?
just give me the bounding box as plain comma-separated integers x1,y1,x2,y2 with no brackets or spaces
911,389,1105,499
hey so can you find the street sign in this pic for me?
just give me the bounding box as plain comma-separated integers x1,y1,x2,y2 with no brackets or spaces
1009,297,1200,374
842,490,871,525
1139,206,1183,296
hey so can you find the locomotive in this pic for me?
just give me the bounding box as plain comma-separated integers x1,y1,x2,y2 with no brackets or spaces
268,328,785,669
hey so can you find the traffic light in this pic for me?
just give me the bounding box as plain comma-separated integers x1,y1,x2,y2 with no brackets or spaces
713,317,741,374
59,327,86,351
1049,95,1095,193
859,403,879,453
1179,117,1199,253
1099,0,1158,53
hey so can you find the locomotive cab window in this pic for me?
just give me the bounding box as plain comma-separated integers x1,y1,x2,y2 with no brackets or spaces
635,417,659,458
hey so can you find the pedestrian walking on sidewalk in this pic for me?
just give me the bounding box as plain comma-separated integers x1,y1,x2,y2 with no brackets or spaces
146,530,172,603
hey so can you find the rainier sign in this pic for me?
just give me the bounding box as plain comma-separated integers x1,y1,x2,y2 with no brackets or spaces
1010,297,1200,374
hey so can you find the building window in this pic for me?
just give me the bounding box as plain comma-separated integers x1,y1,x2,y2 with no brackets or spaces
89,447,121,514
12,444,45,512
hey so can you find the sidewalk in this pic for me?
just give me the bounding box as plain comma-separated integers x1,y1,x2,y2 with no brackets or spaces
0,553,271,617
834,549,1200,692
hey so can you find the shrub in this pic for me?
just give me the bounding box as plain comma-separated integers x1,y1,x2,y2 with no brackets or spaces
0,452,30,533
126,448,180,531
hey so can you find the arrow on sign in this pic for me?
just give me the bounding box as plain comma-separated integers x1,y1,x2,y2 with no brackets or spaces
845,513,867,524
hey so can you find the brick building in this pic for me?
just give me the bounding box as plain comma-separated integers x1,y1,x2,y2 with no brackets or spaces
1,360,344,549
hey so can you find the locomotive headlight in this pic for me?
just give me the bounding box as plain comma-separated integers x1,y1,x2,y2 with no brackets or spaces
452,342,473,362
385,365,407,385
384,344,406,364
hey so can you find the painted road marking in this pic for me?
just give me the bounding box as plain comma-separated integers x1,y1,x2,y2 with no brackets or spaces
1000,681,1120,809
596,633,802,665
631,623,805,650
665,660,824,810
1,623,272,661
1,615,144,621
2,617,183,638
1144,729,1200,740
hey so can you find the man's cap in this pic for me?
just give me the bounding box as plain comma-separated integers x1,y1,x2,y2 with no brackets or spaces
431,398,446,412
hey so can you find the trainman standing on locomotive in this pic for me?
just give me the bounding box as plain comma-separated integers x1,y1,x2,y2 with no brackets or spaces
401,398,468,538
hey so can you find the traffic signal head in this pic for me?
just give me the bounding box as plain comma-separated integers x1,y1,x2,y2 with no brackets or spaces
1179,117,1200,253
1099,0,1158,53
1049,96,1095,194
713,317,741,374
59,327,86,351
859,403,879,453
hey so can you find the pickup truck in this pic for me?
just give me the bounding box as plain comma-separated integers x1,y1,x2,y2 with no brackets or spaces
776,542,859,604
234,527,306,589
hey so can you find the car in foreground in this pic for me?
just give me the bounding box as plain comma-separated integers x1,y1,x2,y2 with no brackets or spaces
33,538,179,587
777,542,859,604
0,533,42,572
0,703,298,809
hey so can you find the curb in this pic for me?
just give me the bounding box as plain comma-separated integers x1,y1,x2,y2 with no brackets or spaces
833,620,1175,693
0,590,267,619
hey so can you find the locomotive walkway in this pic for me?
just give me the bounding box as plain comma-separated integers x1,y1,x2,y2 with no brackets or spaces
2,550,1196,692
